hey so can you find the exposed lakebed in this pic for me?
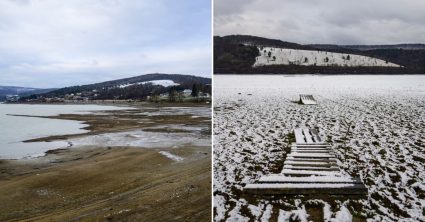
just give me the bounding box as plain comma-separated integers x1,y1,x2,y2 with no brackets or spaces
0,104,131,159
0,103,212,221
0,104,211,159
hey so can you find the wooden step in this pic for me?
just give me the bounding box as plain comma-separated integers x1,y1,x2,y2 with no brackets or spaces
246,127,367,196
244,183,368,195
291,150,333,153
281,169,343,176
291,149,331,152
284,161,337,167
287,153,334,158
283,165,340,171
292,144,330,148
258,175,363,184
286,157,338,162
291,147,330,150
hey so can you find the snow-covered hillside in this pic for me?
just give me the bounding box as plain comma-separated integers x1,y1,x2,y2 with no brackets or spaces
254,47,401,67
118,79,180,88
142,80,180,87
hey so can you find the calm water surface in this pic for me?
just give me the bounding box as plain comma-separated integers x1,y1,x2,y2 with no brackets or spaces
0,104,129,159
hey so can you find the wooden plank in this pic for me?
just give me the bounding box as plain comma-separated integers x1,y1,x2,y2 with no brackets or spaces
291,151,332,154
299,94,317,105
288,153,334,158
294,128,306,144
292,145,330,148
244,183,368,195
293,147,330,151
281,169,343,176
286,157,338,162
303,128,314,143
258,175,363,184
284,163,338,168
310,128,322,143
291,150,333,153
291,147,330,150
285,161,337,167
292,144,330,147
283,165,340,171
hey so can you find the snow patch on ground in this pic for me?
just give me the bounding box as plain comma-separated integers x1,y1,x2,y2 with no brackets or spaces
333,205,353,222
260,204,273,222
158,151,183,161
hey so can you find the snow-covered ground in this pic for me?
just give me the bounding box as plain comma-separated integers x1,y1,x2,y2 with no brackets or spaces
254,47,401,67
213,75,425,221
119,79,179,88
159,151,184,162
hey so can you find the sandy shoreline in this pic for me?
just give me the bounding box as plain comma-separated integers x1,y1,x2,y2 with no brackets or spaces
0,103,211,221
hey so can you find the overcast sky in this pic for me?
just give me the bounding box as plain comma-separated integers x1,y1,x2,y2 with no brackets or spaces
214,0,425,45
0,0,211,88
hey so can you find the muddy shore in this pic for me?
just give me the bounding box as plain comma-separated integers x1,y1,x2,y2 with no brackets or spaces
0,103,211,221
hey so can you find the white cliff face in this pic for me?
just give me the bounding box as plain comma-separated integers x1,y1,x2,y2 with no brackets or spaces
254,47,401,67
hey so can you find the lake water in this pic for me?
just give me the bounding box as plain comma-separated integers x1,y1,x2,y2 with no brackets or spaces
0,104,130,159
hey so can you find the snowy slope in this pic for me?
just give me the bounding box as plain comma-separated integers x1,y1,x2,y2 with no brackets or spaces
118,79,180,88
254,47,401,67
141,80,180,87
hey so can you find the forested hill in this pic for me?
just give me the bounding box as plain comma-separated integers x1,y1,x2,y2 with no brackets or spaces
0,86,54,101
214,35,425,74
21,73,211,101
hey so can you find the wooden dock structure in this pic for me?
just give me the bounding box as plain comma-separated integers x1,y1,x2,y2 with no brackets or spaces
244,128,368,195
299,94,317,105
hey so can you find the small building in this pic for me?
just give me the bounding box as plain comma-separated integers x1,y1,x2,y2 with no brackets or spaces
199,92,210,98
183,89,192,97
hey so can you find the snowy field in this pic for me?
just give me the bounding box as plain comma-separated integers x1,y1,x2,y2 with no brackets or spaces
213,75,425,221
254,47,401,67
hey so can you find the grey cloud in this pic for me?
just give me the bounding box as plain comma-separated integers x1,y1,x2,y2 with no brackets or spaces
0,0,211,88
214,0,425,44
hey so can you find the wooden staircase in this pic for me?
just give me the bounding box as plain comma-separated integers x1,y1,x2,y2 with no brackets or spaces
244,128,368,195
299,95,317,105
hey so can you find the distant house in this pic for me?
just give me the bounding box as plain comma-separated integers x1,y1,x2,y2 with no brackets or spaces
199,93,210,98
183,89,192,97
5,95,20,102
